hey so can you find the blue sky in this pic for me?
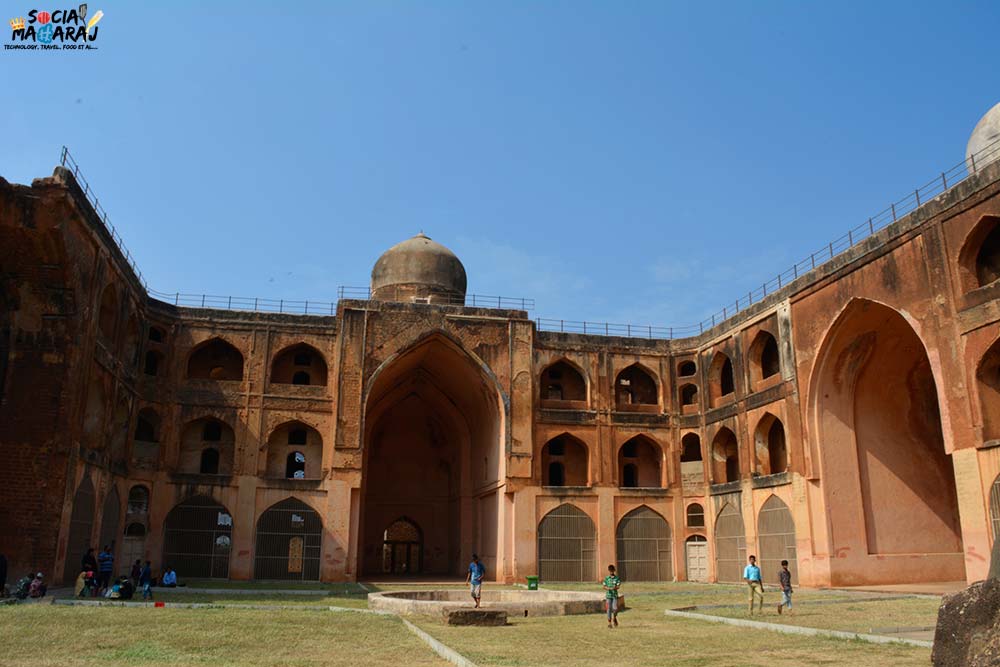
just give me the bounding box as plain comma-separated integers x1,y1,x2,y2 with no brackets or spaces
3,1,999,328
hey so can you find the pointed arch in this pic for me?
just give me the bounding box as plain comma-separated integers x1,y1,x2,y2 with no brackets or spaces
680,432,704,485
976,336,1000,442
98,284,118,342
539,358,587,403
617,434,662,488
186,337,244,381
714,502,746,583
266,421,323,479
758,494,797,585
64,476,96,583
958,214,1000,292
616,505,672,581
711,427,739,483
271,342,328,386
748,331,780,385
162,495,233,579
98,486,121,553
538,504,596,582
254,497,323,580
615,363,659,408
708,351,735,403
382,516,423,574
180,417,235,475
541,433,589,486
753,412,787,475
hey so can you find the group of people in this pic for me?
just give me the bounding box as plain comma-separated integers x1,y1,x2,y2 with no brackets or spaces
75,545,178,601
743,554,794,615
465,553,794,626
0,552,47,600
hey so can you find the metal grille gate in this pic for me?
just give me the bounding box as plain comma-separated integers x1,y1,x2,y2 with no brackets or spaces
616,506,672,581
254,498,322,580
991,474,1000,543
64,477,95,583
714,502,746,583
538,504,596,582
757,495,797,586
163,496,232,579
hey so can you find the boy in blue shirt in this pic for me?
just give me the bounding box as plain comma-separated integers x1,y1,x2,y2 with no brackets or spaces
466,554,485,608
743,555,764,615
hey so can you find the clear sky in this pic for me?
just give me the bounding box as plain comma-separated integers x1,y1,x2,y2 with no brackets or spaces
3,1,999,329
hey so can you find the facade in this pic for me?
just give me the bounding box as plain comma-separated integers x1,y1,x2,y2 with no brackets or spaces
3,118,1000,588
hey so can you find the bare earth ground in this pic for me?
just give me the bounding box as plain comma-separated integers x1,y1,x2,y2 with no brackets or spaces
7,582,938,666
0,605,449,667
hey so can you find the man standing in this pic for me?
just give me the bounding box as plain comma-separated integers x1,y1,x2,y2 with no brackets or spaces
603,564,621,629
777,560,793,615
139,561,153,601
466,554,485,608
743,554,764,615
97,545,114,594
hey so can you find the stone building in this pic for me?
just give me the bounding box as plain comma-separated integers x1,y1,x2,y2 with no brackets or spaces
3,107,1000,588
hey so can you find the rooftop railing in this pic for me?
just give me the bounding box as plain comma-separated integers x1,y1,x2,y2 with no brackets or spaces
60,135,1000,337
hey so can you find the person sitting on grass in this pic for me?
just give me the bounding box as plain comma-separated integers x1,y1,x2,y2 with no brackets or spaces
161,567,177,587
603,564,621,629
28,573,46,598
777,560,793,615
466,554,485,608
743,555,764,615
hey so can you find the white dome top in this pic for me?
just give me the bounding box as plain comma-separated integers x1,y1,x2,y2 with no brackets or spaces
967,102,1000,172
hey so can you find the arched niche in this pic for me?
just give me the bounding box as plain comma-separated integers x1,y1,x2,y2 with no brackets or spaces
186,338,244,381
271,343,328,387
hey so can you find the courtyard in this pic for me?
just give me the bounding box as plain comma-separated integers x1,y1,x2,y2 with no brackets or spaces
0,582,937,667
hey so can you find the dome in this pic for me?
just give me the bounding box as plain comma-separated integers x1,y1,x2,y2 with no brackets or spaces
967,101,1000,173
370,233,468,304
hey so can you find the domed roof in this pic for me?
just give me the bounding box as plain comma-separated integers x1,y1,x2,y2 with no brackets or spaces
370,233,468,302
967,101,1000,172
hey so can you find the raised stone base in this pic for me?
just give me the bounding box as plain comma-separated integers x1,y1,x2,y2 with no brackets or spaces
444,608,508,626
932,578,1000,667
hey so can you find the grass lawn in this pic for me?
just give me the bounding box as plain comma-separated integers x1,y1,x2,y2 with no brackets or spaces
112,592,372,608
0,605,448,667
409,584,933,667
704,596,940,633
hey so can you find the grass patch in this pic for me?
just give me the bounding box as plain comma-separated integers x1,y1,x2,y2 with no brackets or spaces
705,596,940,634
0,605,448,666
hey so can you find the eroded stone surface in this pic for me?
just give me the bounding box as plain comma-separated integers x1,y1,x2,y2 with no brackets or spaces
932,579,1000,667
444,609,507,626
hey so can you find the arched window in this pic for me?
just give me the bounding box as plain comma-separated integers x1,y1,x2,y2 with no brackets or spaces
254,498,323,580
685,535,709,582
678,360,696,377
709,351,736,404
538,504,596,582
686,503,705,527
163,496,233,579
127,485,149,514
144,350,163,377
615,364,658,407
680,383,698,406
958,216,1000,293
270,343,328,386
200,448,220,474
187,338,244,381
616,506,672,581
712,427,739,483
749,331,781,386
180,418,235,475
540,360,586,402
266,422,322,480
977,338,1000,442
286,451,306,479
618,435,662,488
680,432,704,485
542,434,588,486
681,433,702,462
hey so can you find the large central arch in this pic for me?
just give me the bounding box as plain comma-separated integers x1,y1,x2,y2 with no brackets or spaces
810,299,964,584
360,333,504,577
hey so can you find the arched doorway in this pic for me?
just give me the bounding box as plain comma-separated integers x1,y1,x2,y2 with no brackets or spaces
254,498,322,580
121,523,146,570
757,495,797,586
99,486,121,556
162,496,233,579
811,299,964,583
382,518,423,575
64,477,96,583
685,535,708,582
538,504,596,582
361,335,502,576
714,502,746,583
615,506,672,581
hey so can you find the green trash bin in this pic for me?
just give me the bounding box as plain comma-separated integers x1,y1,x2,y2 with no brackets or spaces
526,575,539,590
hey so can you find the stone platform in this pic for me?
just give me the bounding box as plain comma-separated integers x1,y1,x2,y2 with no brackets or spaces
367,589,607,618
444,608,508,626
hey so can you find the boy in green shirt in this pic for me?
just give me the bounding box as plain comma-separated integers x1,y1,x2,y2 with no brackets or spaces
603,564,621,628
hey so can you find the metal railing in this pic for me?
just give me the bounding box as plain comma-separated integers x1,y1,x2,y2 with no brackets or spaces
538,135,1000,338
337,286,534,310
60,146,147,288
61,135,1000,337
